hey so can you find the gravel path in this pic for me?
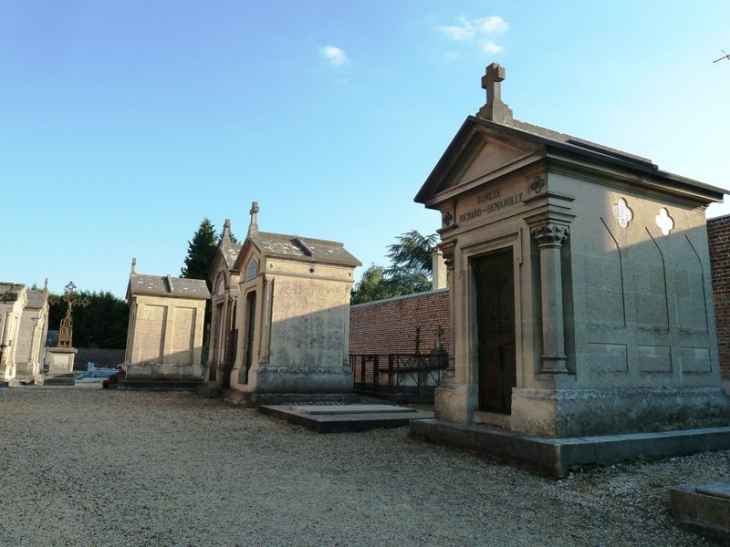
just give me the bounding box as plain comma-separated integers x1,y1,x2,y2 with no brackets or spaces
1,385,727,546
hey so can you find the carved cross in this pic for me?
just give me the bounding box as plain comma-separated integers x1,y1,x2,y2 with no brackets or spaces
482,62,506,106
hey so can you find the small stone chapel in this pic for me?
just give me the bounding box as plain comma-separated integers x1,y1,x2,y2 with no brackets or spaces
412,63,730,474
123,260,210,383
222,203,361,405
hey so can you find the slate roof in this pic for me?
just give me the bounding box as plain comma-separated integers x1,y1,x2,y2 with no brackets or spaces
26,290,48,309
0,282,25,303
128,274,210,299
248,232,361,268
220,238,243,271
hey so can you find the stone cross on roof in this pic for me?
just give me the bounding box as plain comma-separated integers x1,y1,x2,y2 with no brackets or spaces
477,62,514,124
248,202,259,236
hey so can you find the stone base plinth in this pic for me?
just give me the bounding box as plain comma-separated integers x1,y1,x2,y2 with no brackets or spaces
125,363,203,382
223,390,361,408
47,347,77,375
241,365,354,395
35,373,75,386
410,419,730,478
510,387,730,438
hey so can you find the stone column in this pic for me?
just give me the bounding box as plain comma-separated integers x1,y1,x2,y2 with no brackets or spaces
531,224,569,373
440,241,456,381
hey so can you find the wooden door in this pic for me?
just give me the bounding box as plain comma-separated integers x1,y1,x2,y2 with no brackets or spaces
243,292,257,383
475,249,516,414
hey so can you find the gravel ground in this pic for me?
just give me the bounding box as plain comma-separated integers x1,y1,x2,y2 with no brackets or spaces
1,385,728,547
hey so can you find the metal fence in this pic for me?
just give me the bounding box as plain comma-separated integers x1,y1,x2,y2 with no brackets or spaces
350,351,448,402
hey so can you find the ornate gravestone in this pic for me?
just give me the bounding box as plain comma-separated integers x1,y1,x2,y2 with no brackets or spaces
40,282,89,385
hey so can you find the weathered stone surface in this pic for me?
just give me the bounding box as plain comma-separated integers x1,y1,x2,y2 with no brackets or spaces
412,64,730,461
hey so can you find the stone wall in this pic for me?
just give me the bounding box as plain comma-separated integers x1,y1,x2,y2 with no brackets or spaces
73,348,126,370
708,215,730,378
349,289,450,356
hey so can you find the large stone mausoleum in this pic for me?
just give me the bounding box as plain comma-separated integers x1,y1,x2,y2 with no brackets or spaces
222,203,360,405
411,63,730,474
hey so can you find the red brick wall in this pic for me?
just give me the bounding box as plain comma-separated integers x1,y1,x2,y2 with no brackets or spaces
349,289,450,355
708,215,730,378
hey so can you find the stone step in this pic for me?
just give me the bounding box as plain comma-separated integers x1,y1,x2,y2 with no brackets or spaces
118,380,204,391
671,480,730,542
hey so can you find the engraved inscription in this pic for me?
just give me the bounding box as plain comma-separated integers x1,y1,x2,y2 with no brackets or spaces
458,186,525,225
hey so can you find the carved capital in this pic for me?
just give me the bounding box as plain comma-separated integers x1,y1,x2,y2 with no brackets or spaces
531,224,569,247
439,241,456,270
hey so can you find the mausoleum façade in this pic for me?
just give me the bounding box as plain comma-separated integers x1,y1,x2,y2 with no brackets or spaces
209,203,361,406
414,63,730,439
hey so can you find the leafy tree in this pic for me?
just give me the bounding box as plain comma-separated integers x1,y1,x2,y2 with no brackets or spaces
181,218,218,280
385,230,438,278
350,265,391,305
351,230,438,304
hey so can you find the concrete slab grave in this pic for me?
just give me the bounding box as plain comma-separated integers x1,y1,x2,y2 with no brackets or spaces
411,62,730,475
261,402,434,433
672,479,730,543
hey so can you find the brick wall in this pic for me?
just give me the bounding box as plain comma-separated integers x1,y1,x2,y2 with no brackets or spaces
708,215,730,378
349,289,450,355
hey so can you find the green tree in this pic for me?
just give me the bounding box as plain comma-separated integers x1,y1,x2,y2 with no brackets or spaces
48,290,129,348
385,230,438,278
351,230,438,304
181,218,218,280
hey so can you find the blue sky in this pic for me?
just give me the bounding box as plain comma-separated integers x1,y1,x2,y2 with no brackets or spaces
2,1,729,298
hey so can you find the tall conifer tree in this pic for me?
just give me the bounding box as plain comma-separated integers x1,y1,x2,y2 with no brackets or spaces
180,218,218,281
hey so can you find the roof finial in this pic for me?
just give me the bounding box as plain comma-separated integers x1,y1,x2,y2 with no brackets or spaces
248,202,259,235
222,219,231,243
131,258,137,274
477,62,513,123
43,278,48,296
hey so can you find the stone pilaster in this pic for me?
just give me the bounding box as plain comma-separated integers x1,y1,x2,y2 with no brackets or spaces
439,241,456,382
531,223,569,373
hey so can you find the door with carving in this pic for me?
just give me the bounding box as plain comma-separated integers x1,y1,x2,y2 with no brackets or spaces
475,249,516,414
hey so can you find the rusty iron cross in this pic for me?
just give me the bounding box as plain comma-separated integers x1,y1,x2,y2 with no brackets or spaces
50,281,90,348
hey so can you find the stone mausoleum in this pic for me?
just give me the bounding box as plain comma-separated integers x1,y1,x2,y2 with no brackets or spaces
205,218,242,389
223,203,360,405
0,281,49,383
123,260,210,383
411,63,730,475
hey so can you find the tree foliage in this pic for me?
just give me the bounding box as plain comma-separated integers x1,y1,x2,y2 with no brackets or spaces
351,230,438,305
48,291,129,349
181,218,219,281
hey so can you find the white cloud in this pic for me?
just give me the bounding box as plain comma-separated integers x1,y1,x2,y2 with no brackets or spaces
475,16,508,34
480,41,503,54
439,15,508,55
439,17,474,41
320,45,349,67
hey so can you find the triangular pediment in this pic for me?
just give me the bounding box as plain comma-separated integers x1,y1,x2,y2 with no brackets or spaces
415,117,545,207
